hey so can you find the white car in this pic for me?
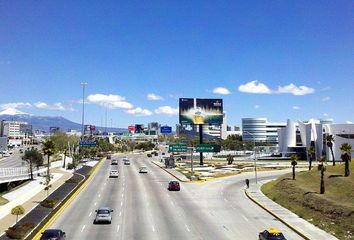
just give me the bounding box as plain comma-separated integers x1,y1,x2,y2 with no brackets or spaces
139,167,148,173
109,170,119,178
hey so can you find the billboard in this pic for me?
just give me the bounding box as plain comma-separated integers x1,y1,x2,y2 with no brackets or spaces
128,125,135,132
179,98,223,125
160,126,172,134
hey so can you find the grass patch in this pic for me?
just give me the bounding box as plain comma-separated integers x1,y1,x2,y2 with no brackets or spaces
261,162,354,240
0,196,9,205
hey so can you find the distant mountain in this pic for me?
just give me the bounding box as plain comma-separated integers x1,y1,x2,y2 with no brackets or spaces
0,110,127,133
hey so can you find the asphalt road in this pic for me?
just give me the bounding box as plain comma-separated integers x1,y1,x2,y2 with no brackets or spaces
49,153,304,240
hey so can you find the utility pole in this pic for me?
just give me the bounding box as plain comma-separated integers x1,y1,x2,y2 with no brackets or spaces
81,82,88,138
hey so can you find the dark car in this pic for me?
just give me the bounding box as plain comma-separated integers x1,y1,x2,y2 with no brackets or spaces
147,153,152,157
259,228,287,240
40,229,66,240
168,181,180,191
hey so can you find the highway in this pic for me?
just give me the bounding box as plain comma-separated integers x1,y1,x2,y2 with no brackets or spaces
49,153,303,239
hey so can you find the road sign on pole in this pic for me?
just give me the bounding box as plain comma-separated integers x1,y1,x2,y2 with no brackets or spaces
196,144,221,153
168,143,187,152
79,141,97,147
160,126,172,134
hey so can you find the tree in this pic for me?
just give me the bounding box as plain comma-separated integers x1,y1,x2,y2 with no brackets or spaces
307,145,315,171
326,134,336,166
340,143,352,177
318,156,327,194
22,148,43,180
11,205,25,224
291,154,298,180
42,139,56,195
51,132,79,168
227,154,234,165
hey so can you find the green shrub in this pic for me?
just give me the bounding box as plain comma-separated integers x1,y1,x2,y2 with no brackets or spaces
40,198,59,208
6,222,35,239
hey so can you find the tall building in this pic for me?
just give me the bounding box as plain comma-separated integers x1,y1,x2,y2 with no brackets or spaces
242,118,286,144
1,120,32,138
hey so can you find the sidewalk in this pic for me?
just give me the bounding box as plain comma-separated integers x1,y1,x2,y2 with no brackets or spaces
151,160,190,182
245,180,338,240
0,168,72,236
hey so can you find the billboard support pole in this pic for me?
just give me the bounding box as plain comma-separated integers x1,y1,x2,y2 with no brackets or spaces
199,124,203,165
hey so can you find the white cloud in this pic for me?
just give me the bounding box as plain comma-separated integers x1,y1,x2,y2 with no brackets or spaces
322,96,330,102
212,87,231,95
254,105,260,109
276,83,314,96
87,94,133,109
0,102,32,110
346,121,353,124
292,106,301,110
323,113,330,117
238,80,272,94
34,102,75,111
147,93,163,101
155,106,179,116
126,107,152,116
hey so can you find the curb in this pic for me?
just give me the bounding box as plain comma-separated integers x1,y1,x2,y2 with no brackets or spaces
151,161,187,182
244,189,311,240
31,158,106,240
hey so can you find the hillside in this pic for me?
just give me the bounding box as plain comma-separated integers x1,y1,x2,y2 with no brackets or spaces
261,163,354,240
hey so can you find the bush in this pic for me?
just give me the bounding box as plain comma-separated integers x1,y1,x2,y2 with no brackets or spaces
6,222,35,239
65,178,80,184
40,198,59,208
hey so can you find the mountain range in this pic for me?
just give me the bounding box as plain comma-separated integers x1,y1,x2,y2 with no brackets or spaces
0,108,127,133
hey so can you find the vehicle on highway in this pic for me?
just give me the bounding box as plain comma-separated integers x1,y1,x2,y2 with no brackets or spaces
40,229,66,240
168,181,180,191
139,166,148,173
147,153,152,157
259,228,287,240
107,154,112,160
111,159,118,165
124,159,130,165
94,207,113,224
109,169,119,178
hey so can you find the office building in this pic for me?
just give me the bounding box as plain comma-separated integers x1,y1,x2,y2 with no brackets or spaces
242,118,286,144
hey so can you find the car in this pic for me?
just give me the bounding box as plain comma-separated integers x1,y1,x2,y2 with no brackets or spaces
107,155,112,160
124,159,130,165
40,229,66,240
154,152,158,156
168,181,180,191
139,166,148,173
94,207,113,224
147,153,152,157
259,228,287,240
111,159,118,165
109,169,119,178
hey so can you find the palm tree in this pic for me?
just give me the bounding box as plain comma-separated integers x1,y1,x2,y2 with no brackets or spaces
42,140,56,178
340,143,352,177
291,154,298,180
318,156,327,194
307,145,315,171
326,134,336,166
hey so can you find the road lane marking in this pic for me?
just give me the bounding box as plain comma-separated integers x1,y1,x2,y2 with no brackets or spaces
98,194,101,198
152,225,155,232
224,198,228,202
121,201,123,206
94,202,97,206
119,211,122,217
241,214,249,222
223,225,229,231
185,224,190,232
81,225,86,232
171,201,175,206
121,193,124,198
89,212,92,217
117,224,120,232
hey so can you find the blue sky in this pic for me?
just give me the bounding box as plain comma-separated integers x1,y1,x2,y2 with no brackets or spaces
1,0,353,128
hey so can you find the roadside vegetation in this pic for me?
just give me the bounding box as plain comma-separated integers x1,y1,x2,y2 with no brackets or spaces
261,162,354,239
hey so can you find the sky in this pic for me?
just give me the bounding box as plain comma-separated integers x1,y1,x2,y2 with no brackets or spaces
0,0,353,129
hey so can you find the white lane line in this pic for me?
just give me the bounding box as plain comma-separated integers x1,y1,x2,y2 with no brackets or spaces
94,202,97,206
185,224,190,232
119,211,122,217
104,182,107,186
117,224,120,232
224,198,228,202
81,225,86,232
152,225,155,232
171,201,175,206
98,194,101,198
121,201,123,206
241,214,249,222
121,193,124,198
89,212,92,217
223,225,229,231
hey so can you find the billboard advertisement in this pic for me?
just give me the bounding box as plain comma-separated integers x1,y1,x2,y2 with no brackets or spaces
179,98,223,125
160,126,172,134
128,125,135,132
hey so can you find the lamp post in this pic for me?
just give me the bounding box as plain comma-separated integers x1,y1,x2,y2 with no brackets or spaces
244,130,258,184
81,82,88,138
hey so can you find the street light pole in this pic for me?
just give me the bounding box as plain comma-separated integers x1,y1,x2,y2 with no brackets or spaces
244,130,258,184
81,82,88,138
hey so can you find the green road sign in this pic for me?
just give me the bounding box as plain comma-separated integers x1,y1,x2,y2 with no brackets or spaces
196,144,215,152
168,143,187,152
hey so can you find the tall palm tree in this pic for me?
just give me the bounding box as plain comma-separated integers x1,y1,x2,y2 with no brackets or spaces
318,156,327,194
42,140,56,177
291,154,298,180
307,145,316,171
326,134,336,166
22,148,43,180
340,143,352,177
